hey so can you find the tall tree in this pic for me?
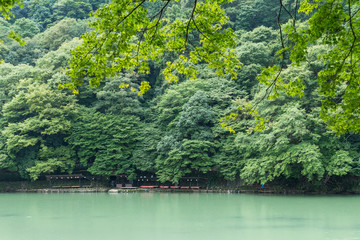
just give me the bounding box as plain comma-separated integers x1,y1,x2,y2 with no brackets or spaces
1,80,78,179
156,91,217,183
68,107,142,179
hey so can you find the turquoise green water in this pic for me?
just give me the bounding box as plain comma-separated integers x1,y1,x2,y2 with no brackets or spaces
0,193,359,240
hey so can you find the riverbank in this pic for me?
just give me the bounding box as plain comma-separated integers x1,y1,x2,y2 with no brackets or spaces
0,180,108,193
2,186,359,195
1,180,359,194
107,188,360,194
107,188,309,194
2,188,359,194
0,187,309,194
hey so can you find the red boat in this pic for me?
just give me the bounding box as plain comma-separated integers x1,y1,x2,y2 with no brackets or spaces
160,186,169,189
140,186,155,188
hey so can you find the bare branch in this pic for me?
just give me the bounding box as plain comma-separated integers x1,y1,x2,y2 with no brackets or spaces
252,0,286,109
280,1,294,19
149,0,171,43
184,0,198,48
293,0,299,29
135,0,171,61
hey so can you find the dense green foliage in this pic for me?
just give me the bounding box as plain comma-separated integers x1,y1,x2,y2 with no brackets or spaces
0,0,359,192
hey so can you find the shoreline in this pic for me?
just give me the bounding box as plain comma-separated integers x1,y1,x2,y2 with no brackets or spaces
0,187,358,195
1,181,359,195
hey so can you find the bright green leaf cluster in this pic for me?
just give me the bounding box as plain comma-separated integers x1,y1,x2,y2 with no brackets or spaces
65,0,241,93
8,30,26,46
260,0,360,134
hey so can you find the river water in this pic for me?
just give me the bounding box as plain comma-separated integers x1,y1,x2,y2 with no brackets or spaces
0,192,359,240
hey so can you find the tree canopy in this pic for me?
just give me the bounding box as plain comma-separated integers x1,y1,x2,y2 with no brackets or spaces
62,0,360,135
0,0,359,191
65,0,242,93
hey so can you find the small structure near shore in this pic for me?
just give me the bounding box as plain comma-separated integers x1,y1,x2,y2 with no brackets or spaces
46,174,94,188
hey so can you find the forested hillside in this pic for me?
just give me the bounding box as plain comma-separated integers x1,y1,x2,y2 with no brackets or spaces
0,0,359,191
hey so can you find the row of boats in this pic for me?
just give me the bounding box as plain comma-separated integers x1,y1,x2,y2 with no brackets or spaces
139,186,200,189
